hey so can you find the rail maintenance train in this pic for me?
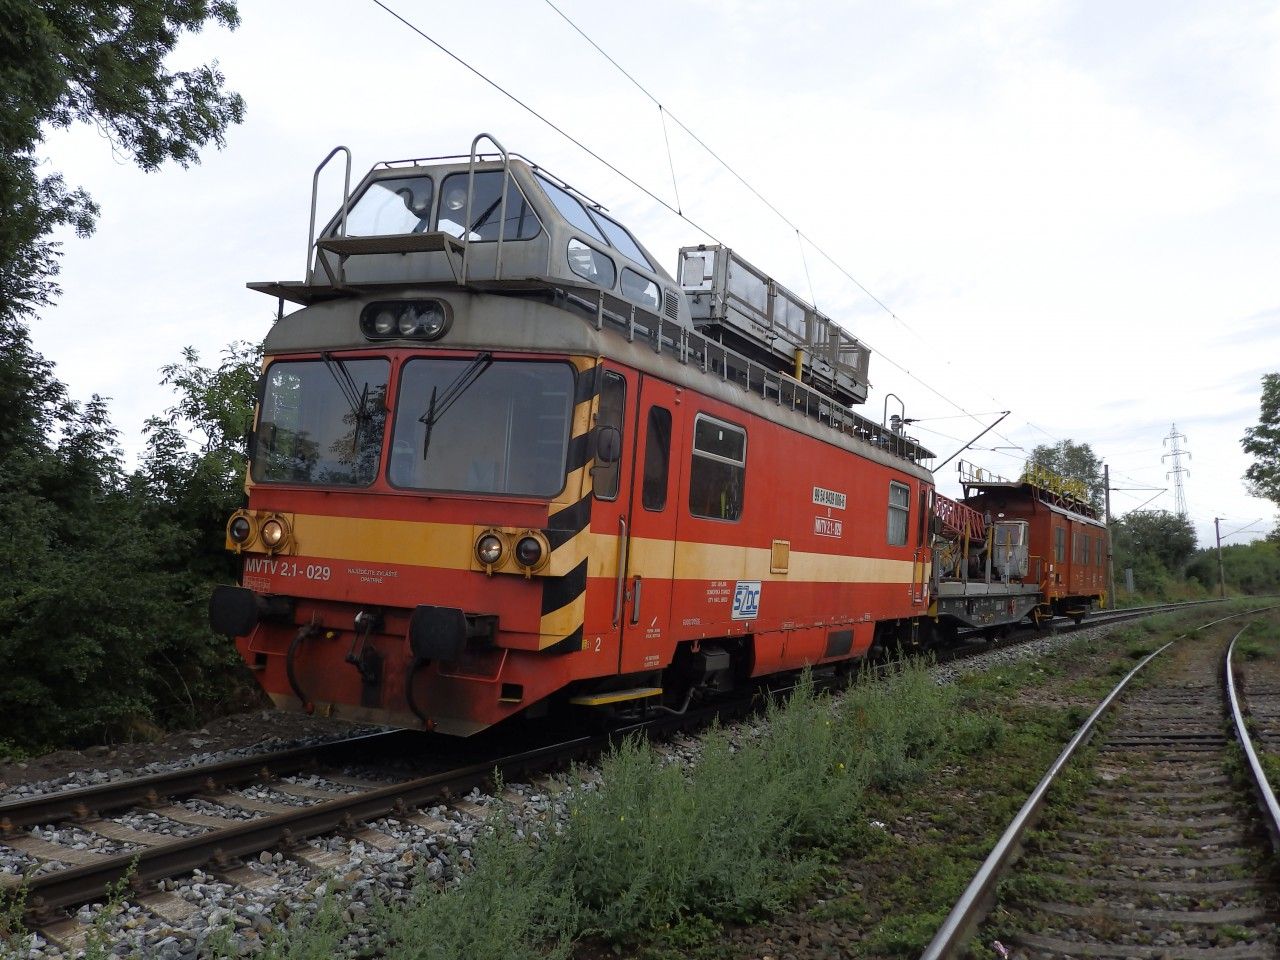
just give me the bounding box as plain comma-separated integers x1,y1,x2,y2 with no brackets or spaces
210,135,1108,735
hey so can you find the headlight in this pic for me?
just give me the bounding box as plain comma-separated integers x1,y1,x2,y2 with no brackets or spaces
228,516,252,544
515,535,544,568
261,518,286,548
413,303,448,339
476,533,504,566
361,300,451,341
397,310,420,336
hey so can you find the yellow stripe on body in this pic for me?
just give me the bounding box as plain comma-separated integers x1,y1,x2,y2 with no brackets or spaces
284,514,923,586
293,515,475,569
539,591,585,637
639,537,924,585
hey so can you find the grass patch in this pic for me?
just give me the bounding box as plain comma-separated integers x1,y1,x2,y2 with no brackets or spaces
558,663,962,943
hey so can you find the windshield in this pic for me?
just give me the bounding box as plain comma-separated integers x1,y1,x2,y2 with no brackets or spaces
389,358,575,496
344,176,433,236
254,358,389,486
438,171,540,242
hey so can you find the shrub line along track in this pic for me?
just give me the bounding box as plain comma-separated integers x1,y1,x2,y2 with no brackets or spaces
0,598,1239,942
922,603,1280,960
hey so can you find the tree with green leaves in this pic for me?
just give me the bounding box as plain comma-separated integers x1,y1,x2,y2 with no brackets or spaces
1187,539,1280,595
1242,373,1280,513
0,6,250,752
0,323,250,751
1113,510,1197,572
140,341,262,579
2,1,244,320
1028,439,1105,510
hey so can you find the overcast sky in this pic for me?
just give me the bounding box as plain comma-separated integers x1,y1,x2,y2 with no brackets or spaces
30,0,1280,547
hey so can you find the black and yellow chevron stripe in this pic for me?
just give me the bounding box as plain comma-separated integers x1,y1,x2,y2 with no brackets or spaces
539,357,600,653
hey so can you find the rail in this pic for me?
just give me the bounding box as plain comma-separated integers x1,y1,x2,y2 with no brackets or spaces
922,602,1280,959
305,146,351,285
463,133,510,283
1226,623,1280,854
918,640,1171,960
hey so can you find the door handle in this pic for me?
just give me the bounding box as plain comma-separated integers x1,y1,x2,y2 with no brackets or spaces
630,576,643,625
613,516,628,626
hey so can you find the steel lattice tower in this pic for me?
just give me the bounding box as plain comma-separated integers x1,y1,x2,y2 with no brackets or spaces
1162,424,1191,518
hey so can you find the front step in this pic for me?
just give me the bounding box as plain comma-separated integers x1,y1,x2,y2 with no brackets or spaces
569,686,663,707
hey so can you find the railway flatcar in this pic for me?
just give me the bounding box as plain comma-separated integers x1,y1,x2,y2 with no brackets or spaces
923,460,1108,641
208,136,938,735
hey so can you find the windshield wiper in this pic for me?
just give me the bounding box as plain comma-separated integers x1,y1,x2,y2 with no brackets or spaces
323,352,373,453
420,351,493,460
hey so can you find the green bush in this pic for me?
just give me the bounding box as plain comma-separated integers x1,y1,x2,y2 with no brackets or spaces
379,817,575,960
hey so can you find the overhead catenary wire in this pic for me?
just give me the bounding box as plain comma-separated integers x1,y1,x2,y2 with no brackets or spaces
369,0,1093,465
365,0,724,247
533,0,1049,456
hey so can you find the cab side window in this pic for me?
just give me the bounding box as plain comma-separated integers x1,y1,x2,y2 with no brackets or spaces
887,481,910,546
592,372,626,500
642,406,672,511
688,415,745,521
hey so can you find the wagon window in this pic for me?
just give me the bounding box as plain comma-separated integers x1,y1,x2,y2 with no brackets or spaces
887,481,910,546
593,210,656,271
642,406,672,511
536,175,607,242
1095,535,1105,566
592,372,627,501
689,415,745,521
568,239,616,288
1054,527,1065,563
621,268,660,310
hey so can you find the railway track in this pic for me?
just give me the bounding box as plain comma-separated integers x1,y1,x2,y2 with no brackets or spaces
923,605,1280,960
0,727,604,949
0,598,1252,952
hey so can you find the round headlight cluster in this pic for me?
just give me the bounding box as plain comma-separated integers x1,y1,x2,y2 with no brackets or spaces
226,511,292,554
360,300,451,341
474,530,549,574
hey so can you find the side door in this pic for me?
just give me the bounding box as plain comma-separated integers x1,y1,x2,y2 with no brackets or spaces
579,364,636,665
619,376,685,674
